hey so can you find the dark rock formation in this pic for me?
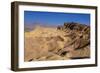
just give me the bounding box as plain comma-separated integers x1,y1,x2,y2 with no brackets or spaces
57,22,90,59
57,22,90,32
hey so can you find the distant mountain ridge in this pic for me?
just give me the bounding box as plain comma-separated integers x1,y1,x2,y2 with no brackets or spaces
25,22,90,32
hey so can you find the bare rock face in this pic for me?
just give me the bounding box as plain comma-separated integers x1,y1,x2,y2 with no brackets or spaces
25,22,90,61
57,22,90,59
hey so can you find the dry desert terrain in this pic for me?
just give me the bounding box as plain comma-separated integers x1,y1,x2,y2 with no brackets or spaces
24,22,90,62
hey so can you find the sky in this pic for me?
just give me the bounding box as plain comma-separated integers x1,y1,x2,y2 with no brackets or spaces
24,11,90,26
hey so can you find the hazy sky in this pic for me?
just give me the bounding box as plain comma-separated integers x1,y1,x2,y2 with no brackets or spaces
24,11,90,26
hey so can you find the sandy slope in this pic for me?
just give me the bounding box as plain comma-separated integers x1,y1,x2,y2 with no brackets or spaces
24,25,90,61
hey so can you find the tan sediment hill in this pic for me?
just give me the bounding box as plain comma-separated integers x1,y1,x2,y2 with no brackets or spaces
25,22,90,61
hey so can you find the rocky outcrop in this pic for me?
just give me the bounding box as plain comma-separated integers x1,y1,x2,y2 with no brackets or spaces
57,22,90,59
57,22,90,31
